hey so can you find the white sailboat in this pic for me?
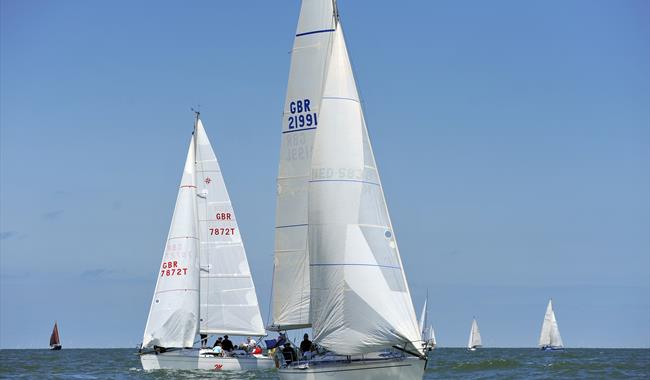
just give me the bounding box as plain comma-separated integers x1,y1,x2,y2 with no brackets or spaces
418,296,436,352
539,299,564,351
271,1,427,379
467,318,482,351
139,113,273,371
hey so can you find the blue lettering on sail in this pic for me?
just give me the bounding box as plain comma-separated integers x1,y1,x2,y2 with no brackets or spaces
287,98,318,132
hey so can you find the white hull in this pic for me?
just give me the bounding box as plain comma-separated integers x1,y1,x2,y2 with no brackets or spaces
140,349,275,371
278,356,426,380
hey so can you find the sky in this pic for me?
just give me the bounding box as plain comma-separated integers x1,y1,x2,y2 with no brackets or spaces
1,0,648,349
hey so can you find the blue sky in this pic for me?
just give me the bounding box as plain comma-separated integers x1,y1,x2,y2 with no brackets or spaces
1,0,648,348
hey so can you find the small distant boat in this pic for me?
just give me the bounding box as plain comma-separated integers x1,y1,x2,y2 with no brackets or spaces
539,299,564,351
418,294,436,351
467,318,482,351
49,321,62,350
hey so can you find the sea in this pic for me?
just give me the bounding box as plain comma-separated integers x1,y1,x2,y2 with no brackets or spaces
1,348,648,379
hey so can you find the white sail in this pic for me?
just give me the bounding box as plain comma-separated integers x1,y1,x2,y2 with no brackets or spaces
426,326,436,346
418,298,427,336
143,136,200,348
468,319,482,348
539,299,564,348
194,120,265,336
307,20,423,355
270,0,336,330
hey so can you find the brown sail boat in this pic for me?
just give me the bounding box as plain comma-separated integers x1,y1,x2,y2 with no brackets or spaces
49,322,62,350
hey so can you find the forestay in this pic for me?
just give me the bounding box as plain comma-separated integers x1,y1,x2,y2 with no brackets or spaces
307,20,423,355
195,120,265,336
271,0,336,330
143,137,200,348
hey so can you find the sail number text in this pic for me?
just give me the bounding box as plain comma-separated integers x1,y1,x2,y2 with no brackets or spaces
160,260,188,277
288,99,318,131
210,227,235,236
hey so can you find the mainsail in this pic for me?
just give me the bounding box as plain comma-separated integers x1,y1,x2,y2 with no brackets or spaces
468,318,482,348
270,0,336,330
306,10,423,355
195,119,265,336
539,299,564,348
143,136,200,348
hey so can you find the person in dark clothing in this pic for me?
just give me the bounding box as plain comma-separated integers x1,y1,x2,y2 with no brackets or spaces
299,333,312,354
213,337,223,348
200,334,208,348
221,335,234,351
281,343,297,364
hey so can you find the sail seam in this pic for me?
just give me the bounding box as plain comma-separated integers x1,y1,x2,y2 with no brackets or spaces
296,28,336,37
322,96,359,103
309,179,380,186
276,223,308,228
282,127,317,134
310,263,401,269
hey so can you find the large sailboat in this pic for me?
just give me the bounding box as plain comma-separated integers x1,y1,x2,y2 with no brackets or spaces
418,296,436,352
139,113,273,371
49,321,62,350
538,299,564,351
270,1,427,379
467,318,482,351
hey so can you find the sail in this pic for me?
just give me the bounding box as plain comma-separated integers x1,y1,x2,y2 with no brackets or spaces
49,322,60,346
418,298,427,337
539,299,564,347
143,137,200,348
307,20,423,355
468,319,482,348
270,0,336,330
194,119,265,336
427,325,436,346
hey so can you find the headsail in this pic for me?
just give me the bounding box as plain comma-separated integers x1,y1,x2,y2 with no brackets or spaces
270,0,336,330
468,318,482,348
539,299,564,348
143,136,200,348
195,119,265,336
307,15,423,355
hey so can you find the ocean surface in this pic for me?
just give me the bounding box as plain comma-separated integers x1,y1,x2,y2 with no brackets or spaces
1,348,648,379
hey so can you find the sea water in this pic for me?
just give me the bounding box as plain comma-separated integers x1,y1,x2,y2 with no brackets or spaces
1,348,648,379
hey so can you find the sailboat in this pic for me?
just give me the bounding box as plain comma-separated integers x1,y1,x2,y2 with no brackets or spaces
270,1,427,379
139,113,273,371
467,318,482,351
539,299,564,351
418,295,436,352
49,321,62,350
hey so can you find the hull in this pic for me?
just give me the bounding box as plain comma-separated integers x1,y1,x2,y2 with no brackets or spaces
140,349,275,371
49,345,62,351
541,346,564,352
279,355,426,380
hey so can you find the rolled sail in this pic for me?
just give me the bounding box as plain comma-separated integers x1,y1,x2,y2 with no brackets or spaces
308,23,423,355
143,136,200,348
271,0,336,330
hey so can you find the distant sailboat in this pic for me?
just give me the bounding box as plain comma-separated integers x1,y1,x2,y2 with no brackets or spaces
49,322,62,350
139,113,273,371
418,295,436,351
270,1,427,379
467,318,482,351
539,299,564,351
